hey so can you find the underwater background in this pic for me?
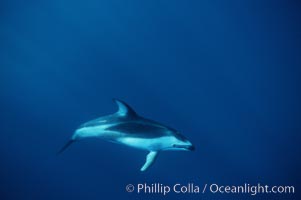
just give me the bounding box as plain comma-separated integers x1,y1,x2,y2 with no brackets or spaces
0,0,300,199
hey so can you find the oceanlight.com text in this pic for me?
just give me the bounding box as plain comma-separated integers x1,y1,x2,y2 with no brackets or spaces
125,182,295,196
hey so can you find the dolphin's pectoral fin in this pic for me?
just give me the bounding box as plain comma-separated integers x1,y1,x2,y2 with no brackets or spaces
140,151,158,171
57,140,75,155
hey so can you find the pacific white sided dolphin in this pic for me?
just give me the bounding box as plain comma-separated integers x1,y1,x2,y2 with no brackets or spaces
58,99,195,171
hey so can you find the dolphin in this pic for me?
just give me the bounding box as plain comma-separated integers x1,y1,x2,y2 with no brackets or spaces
58,99,194,171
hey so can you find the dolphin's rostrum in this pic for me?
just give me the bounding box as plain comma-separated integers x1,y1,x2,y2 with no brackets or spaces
58,99,195,171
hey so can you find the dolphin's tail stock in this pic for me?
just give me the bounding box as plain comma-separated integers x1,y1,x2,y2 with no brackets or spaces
57,140,75,155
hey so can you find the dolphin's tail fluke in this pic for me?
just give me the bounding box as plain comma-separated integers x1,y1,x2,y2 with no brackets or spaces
57,140,74,155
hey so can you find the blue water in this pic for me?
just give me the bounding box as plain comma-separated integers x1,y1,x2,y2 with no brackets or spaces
1,0,300,199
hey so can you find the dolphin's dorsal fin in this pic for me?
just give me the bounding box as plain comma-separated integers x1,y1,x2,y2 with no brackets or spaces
140,151,159,171
113,99,137,117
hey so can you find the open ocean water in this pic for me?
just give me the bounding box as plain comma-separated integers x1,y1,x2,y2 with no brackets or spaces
0,0,300,200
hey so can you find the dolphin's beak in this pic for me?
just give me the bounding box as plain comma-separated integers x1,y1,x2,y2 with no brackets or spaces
173,144,195,151
187,145,195,151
